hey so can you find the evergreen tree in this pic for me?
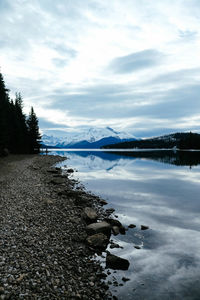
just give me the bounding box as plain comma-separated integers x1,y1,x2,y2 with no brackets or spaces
13,93,29,153
0,71,10,153
27,107,41,153
0,69,41,155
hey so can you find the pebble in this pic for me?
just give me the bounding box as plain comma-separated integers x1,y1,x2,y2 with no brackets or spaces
0,155,111,299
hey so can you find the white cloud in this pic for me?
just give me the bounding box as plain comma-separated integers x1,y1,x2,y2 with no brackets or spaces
0,0,200,136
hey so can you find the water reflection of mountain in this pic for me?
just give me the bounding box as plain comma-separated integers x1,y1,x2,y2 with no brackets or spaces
54,150,200,167
54,150,136,162
106,150,200,167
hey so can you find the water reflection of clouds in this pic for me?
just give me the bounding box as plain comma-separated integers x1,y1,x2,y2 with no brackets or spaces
55,151,200,300
111,228,200,299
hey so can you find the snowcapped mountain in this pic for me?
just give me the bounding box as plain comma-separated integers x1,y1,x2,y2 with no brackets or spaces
41,127,137,149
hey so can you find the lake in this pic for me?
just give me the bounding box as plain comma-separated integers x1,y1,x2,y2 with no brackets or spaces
49,149,200,300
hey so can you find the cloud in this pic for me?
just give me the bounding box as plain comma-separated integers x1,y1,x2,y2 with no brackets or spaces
0,0,200,137
108,49,164,74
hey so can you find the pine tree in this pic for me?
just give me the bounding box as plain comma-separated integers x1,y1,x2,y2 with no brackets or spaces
13,93,29,153
0,71,10,153
0,69,41,155
27,107,41,153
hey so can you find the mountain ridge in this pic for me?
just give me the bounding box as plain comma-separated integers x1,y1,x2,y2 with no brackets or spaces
41,127,137,149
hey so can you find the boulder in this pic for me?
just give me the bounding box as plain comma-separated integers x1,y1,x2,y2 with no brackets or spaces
86,221,111,237
119,226,126,235
83,207,98,223
112,226,120,236
86,233,109,250
106,253,130,270
141,225,149,230
104,218,122,227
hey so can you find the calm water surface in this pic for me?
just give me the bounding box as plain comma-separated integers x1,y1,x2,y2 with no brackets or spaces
50,149,200,300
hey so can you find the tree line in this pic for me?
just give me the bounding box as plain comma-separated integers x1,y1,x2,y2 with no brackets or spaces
103,132,200,150
0,70,41,155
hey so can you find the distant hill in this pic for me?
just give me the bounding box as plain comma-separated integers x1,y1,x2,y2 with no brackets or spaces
102,132,200,150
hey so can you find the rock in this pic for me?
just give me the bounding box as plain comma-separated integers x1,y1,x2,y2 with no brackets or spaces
83,207,98,223
141,225,149,230
86,221,111,236
50,178,66,185
86,233,109,250
104,218,122,227
99,199,108,205
134,245,141,249
47,168,60,174
2,148,9,156
105,208,115,215
106,253,130,270
128,224,136,228
67,168,74,173
110,243,120,249
119,226,126,235
112,226,120,236
122,277,130,282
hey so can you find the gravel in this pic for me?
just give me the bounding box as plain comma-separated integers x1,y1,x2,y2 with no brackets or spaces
0,155,113,299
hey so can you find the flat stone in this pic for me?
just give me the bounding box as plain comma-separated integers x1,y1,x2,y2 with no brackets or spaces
128,224,136,228
106,253,130,270
134,245,141,249
86,221,111,236
87,233,109,250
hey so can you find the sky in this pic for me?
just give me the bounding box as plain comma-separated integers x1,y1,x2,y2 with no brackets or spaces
0,0,200,138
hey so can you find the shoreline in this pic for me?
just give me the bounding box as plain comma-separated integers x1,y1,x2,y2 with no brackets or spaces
0,154,116,299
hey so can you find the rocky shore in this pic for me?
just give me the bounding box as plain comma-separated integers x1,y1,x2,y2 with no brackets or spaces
0,154,130,299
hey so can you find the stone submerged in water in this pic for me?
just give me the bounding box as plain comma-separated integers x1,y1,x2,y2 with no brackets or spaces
128,224,136,228
86,233,109,250
67,168,74,173
86,221,111,237
104,218,122,227
141,225,149,230
106,253,130,270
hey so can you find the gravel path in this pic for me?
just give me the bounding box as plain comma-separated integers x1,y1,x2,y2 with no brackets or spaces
0,155,111,299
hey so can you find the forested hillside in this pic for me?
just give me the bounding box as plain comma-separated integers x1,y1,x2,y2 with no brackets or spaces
0,71,40,155
103,132,200,150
